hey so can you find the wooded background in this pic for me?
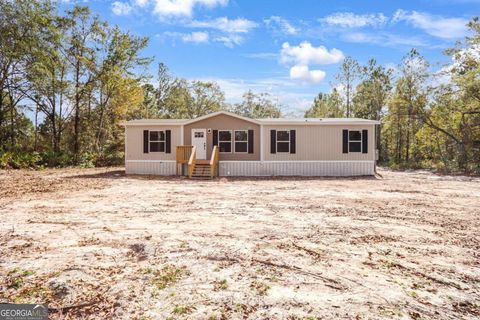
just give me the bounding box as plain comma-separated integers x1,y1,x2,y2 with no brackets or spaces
1,1,478,173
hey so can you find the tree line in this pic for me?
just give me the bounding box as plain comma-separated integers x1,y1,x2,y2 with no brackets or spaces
1,0,152,167
0,0,282,168
304,21,480,173
0,0,478,173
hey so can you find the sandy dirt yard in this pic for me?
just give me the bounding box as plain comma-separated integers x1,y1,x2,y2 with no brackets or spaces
0,168,479,320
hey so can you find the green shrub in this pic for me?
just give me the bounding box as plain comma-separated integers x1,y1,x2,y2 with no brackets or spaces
79,152,97,168
2,150,125,169
0,152,12,169
0,151,41,169
39,151,72,168
95,151,124,167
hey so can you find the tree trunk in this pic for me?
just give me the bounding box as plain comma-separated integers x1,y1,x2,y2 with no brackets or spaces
376,124,381,162
73,60,80,163
51,111,58,153
406,117,411,163
0,91,4,150
57,66,65,153
346,82,351,118
96,90,105,153
396,115,401,163
458,143,468,171
422,112,469,172
10,101,15,149
458,115,469,171
34,105,38,152
87,91,91,121
49,64,59,153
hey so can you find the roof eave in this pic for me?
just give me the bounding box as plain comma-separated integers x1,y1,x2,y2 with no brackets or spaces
259,120,380,125
183,111,262,125
123,122,185,126
122,114,380,126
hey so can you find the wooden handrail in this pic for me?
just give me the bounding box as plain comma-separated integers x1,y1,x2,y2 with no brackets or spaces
176,145,194,176
176,145,193,164
188,146,196,178
181,145,218,178
209,145,219,178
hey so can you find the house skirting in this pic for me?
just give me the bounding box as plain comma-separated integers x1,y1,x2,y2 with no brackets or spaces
126,160,177,175
219,161,374,176
125,160,375,176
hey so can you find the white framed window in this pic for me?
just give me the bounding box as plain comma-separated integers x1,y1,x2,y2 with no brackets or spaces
348,130,362,153
149,130,165,152
277,130,290,153
218,130,232,153
234,130,248,153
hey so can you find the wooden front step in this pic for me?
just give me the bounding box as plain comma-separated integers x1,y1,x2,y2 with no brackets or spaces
184,145,218,179
191,163,212,178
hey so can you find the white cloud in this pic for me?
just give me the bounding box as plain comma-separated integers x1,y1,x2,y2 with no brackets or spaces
280,42,344,84
321,10,468,38
214,34,244,48
182,31,209,43
439,44,480,77
264,16,298,35
153,0,228,17
289,65,326,83
189,17,257,33
110,2,254,47
392,10,469,39
113,0,228,17
188,17,257,47
343,31,427,47
161,31,210,44
134,0,149,7
280,42,344,66
112,1,133,15
159,31,181,40
321,12,388,28
194,77,316,115
243,52,278,59
430,45,478,87
161,17,256,47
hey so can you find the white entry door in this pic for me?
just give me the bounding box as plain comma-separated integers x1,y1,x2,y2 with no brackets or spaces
191,129,207,159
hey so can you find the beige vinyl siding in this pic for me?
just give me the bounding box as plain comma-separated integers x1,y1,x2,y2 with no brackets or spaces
184,114,260,161
125,125,181,161
263,124,376,161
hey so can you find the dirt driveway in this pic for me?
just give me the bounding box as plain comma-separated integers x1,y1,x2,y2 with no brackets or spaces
0,168,479,319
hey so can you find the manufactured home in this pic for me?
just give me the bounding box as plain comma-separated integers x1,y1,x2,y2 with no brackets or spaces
124,111,380,177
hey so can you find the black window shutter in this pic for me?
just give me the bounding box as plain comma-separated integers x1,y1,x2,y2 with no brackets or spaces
143,130,149,153
213,130,218,146
362,129,368,154
290,130,296,154
342,129,348,154
270,130,276,154
165,130,171,153
248,130,254,154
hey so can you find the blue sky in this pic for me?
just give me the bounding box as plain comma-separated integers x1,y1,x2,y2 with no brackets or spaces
61,0,479,115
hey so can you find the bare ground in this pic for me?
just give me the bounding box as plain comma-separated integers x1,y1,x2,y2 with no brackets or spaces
0,167,479,319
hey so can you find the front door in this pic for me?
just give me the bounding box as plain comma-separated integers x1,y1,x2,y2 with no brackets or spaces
191,129,207,159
